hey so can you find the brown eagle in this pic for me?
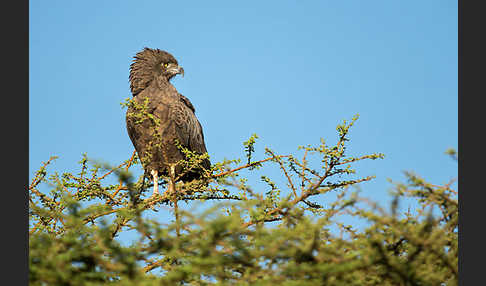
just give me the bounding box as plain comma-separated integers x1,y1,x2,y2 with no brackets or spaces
126,47,210,196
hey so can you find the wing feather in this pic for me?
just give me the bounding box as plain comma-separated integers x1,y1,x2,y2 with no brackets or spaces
126,87,210,179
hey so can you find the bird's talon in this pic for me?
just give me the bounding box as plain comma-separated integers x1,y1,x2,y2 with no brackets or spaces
149,193,161,199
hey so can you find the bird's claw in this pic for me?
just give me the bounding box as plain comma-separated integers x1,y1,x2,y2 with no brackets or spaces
144,193,161,210
149,193,161,200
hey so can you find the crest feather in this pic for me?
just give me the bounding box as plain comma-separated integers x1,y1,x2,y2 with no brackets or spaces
129,47,178,96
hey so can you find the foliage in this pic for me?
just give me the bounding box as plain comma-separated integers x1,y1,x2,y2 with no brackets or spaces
29,115,457,285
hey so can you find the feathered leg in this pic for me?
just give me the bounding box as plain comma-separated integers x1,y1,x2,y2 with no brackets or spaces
168,164,176,195
150,169,159,196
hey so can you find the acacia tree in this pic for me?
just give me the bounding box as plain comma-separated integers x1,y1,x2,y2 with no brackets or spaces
29,114,458,285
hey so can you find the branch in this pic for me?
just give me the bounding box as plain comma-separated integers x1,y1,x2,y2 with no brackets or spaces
212,155,290,178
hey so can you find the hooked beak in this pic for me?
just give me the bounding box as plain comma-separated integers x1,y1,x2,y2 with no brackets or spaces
167,63,184,78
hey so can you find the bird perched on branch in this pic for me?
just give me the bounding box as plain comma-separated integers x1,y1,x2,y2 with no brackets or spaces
126,47,210,196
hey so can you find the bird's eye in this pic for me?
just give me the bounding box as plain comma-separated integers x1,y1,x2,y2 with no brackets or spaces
163,63,168,68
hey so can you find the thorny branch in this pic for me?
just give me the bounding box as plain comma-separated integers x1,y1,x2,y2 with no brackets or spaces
29,115,388,275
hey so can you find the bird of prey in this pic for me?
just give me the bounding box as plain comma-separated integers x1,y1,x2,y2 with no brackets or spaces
126,47,210,196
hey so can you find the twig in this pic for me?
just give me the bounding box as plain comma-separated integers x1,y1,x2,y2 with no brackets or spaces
267,149,297,198
29,156,57,191
98,150,136,181
213,155,290,178
174,198,181,237
111,150,137,200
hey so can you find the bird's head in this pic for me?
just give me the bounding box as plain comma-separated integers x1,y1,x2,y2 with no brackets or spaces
129,47,184,96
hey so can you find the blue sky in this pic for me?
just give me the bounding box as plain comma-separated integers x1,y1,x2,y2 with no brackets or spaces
30,1,457,228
